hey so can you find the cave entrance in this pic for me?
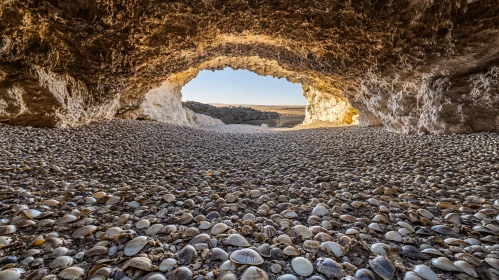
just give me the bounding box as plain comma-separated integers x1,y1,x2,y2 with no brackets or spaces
181,67,306,128
129,56,359,128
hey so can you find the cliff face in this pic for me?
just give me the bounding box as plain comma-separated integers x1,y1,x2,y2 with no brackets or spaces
183,101,280,125
1,1,498,133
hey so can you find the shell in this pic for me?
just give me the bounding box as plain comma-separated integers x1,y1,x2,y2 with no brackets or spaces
485,257,499,270
316,258,345,279
413,265,439,280
368,256,395,280
371,243,389,256
211,223,229,235
230,248,264,265
220,260,239,271
177,245,197,264
431,257,461,272
385,231,402,242
276,275,299,280
0,225,16,235
218,272,238,280
124,236,148,256
401,245,429,260
0,268,22,280
263,225,277,238
293,225,313,238
55,215,78,225
71,225,97,238
88,265,112,280
320,241,344,257
303,240,320,253
453,261,478,278
23,209,42,219
224,234,250,247
354,268,376,280
240,266,269,280
85,246,108,257
167,267,193,280
291,257,314,277
189,233,211,245
123,257,157,271
282,246,300,256
211,247,229,261
49,256,74,269
58,267,85,280
431,225,458,237
25,268,50,280
255,243,271,258
159,258,177,272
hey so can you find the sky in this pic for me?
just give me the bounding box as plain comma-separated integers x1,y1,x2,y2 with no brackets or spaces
182,68,306,105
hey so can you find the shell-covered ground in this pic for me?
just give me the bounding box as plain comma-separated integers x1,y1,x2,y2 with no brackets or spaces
0,120,498,280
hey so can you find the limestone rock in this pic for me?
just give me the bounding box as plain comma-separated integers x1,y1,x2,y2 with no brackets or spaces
0,1,498,133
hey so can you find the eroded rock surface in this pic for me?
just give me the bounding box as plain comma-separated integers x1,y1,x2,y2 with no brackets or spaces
0,1,498,133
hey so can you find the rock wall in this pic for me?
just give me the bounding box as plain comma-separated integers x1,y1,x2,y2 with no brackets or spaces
303,85,358,126
0,0,498,133
183,101,280,125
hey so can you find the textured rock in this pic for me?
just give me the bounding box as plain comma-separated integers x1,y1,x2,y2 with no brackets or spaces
0,0,498,133
183,101,280,125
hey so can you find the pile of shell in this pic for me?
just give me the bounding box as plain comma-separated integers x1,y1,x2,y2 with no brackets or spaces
0,120,498,279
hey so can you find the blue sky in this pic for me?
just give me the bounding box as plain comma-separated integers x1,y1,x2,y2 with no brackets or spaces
182,68,306,105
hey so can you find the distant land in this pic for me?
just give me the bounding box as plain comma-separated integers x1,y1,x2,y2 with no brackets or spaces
209,103,306,128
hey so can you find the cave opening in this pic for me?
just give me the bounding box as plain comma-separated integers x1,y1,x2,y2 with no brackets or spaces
181,67,307,128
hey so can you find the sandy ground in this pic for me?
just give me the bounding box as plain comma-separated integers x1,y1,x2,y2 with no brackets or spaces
210,104,306,128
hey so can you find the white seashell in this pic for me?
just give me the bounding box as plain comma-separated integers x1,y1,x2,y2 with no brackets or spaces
240,266,269,280
145,224,163,235
414,265,439,280
371,243,389,256
281,210,298,218
369,222,383,232
72,225,97,238
163,194,175,202
211,223,229,235
124,236,148,256
55,215,78,225
135,219,150,229
320,241,344,257
417,209,434,219
50,256,74,269
105,227,123,239
293,225,313,238
159,258,177,272
385,231,402,242
230,248,264,265
199,221,211,230
291,257,314,277
431,257,461,272
485,257,499,270
105,196,120,205
220,260,239,271
0,268,22,280
311,206,328,216
454,260,478,277
0,225,16,234
42,199,60,206
58,266,85,280
224,234,250,247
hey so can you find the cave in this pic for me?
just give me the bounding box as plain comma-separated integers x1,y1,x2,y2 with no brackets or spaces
0,2,499,280
1,1,497,133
